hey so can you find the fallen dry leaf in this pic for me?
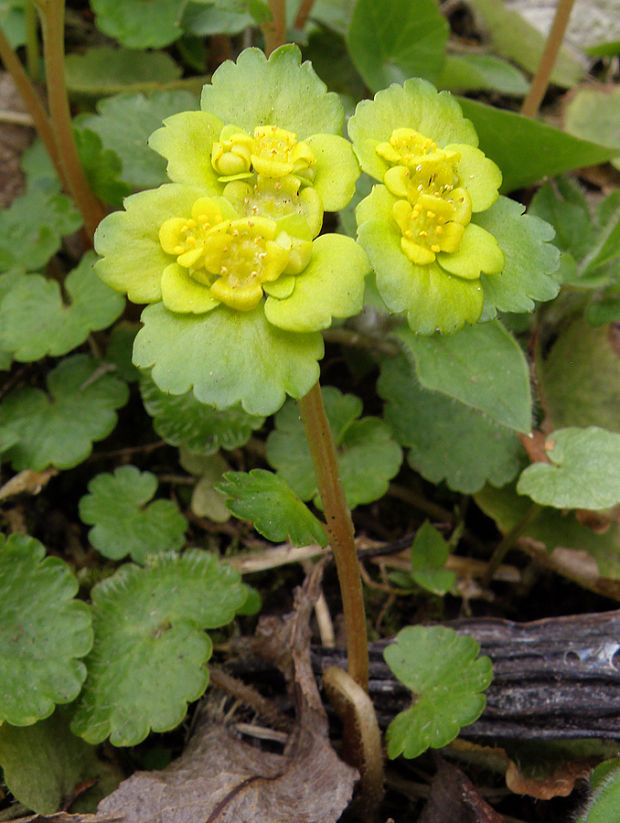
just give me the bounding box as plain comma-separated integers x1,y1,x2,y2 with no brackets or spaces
506,757,596,800
419,759,504,823
97,563,358,823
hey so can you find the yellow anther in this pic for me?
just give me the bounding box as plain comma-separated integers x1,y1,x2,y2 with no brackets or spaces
427,211,436,219
187,219,196,228
431,244,441,253
186,236,197,247
436,226,443,235
419,230,428,237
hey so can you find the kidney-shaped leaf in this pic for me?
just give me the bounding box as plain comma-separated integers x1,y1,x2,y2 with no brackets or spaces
0,253,124,361
0,354,129,471
517,427,620,510
384,625,492,759
79,465,188,562
0,534,93,726
71,550,247,746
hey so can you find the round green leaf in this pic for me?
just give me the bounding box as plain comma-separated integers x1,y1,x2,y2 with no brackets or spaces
216,469,328,547
0,355,129,471
64,47,182,96
517,427,620,510
347,0,449,91
90,0,187,48
0,253,124,361
79,466,188,563
71,550,247,746
200,45,345,138
379,354,523,493
133,302,323,416
266,386,402,509
140,373,264,455
0,534,92,726
409,522,456,595
564,85,620,171
384,625,492,759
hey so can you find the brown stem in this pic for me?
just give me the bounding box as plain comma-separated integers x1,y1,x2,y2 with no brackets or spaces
520,0,577,118
294,0,316,30
298,382,369,690
0,25,66,186
261,0,287,56
36,0,106,241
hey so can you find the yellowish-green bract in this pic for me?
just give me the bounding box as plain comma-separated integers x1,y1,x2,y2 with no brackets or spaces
349,79,507,335
94,45,368,415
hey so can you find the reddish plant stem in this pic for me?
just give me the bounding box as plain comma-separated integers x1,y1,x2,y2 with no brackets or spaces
262,0,287,56
36,0,106,241
521,0,577,118
294,0,316,30
298,382,369,690
0,26,66,187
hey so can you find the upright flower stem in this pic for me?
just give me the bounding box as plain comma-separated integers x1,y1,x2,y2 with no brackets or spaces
294,0,316,30
24,0,41,81
298,382,369,690
262,0,287,56
35,0,106,241
521,0,576,118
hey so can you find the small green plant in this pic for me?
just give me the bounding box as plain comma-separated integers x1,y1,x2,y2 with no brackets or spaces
0,0,619,820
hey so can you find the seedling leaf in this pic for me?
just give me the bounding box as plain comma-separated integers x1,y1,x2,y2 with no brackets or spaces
79,465,188,562
216,469,328,547
266,387,402,509
0,354,129,471
384,625,492,759
180,450,231,523
71,550,247,746
0,253,124,361
379,354,523,493
0,534,92,726
140,374,264,455
517,427,620,510
409,522,456,595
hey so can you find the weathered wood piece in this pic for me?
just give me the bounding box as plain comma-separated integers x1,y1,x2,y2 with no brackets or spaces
312,611,620,739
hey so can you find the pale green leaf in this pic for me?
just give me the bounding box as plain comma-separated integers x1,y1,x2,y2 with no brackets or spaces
90,0,187,48
384,625,492,759
180,449,231,522
0,534,92,726
79,466,188,562
564,85,620,171
0,354,129,471
517,427,620,510
378,354,523,492
438,54,529,95
64,47,182,96
133,302,323,417
396,320,532,433
216,469,328,547
71,550,246,745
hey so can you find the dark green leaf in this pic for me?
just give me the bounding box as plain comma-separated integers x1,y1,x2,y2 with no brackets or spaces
91,0,187,48
438,54,529,95
347,0,449,90
458,97,619,193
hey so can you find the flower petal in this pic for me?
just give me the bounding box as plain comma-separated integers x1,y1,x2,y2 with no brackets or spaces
447,144,502,212
161,263,220,314
148,111,224,191
437,223,504,279
305,133,360,211
133,302,324,416
94,184,209,303
264,234,370,332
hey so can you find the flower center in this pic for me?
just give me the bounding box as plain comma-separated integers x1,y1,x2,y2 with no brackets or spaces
159,198,224,269
377,128,461,200
392,190,472,266
212,125,316,183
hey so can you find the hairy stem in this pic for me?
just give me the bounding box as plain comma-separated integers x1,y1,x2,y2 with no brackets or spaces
35,0,106,241
298,382,369,690
521,0,576,118
262,0,287,56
